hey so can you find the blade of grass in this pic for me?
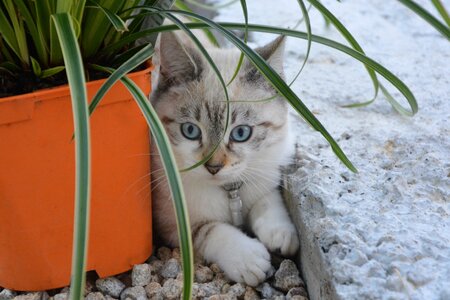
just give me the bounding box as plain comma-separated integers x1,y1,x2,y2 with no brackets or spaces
81,1,123,58
174,0,219,46
14,0,49,66
307,0,379,104
227,0,248,86
41,65,65,78
398,0,450,39
186,0,239,10
91,64,193,300
3,0,29,66
52,12,91,300
431,0,450,27
85,0,128,32
88,43,154,115
35,0,52,56
0,8,21,61
289,0,312,84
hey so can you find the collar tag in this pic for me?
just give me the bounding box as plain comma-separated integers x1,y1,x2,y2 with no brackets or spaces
222,182,243,228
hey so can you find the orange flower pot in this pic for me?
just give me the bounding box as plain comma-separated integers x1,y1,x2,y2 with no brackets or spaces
0,66,153,291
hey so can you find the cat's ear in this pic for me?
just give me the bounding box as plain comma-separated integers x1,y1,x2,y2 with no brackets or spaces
156,32,202,87
244,35,285,83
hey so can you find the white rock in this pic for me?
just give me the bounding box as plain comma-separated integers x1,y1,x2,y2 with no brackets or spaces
159,258,181,279
120,286,147,300
85,292,105,300
132,264,152,286
96,277,126,298
0,289,16,300
161,278,182,299
273,260,304,292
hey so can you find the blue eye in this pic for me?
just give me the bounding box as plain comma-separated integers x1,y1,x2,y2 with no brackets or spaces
181,122,201,140
230,125,252,142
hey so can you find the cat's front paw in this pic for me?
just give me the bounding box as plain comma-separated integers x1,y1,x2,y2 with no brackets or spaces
255,221,299,256
219,237,271,286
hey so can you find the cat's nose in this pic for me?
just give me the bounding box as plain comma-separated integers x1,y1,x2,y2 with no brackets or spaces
204,162,224,175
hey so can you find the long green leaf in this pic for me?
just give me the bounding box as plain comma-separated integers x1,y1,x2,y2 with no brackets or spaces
14,0,49,66
52,12,91,300
186,0,239,10
88,43,154,115
86,0,128,32
307,0,379,104
431,0,450,27
35,0,52,45
0,7,21,61
81,1,124,57
3,0,29,65
227,0,248,85
91,64,193,300
173,0,219,46
398,0,450,39
290,0,312,84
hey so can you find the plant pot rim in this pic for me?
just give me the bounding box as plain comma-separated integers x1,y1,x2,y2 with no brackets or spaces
0,63,154,104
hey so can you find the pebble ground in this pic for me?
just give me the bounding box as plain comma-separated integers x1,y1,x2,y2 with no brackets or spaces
0,247,308,300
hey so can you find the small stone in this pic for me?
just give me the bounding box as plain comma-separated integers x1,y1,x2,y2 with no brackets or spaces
286,287,308,300
60,287,70,294
53,293,68,300
227,283,245,298
120,286,147,300
145,282,163,300
161,278,182,300
197,282,221,298
221,283,231,294
172,248,181,261
208,295,233,300
132,264,152,286
273,260,304,292
287,296,307,300
176,273,183,281
257,283,283,299
157,247,172,261
85,292,105,300
243,287,260,300
160,258,181,279
149,259,164,278
0,289,16,300
96,277,126,298
209,264,222,274
213,272,229,285
14,292,44,300
195,265,214,283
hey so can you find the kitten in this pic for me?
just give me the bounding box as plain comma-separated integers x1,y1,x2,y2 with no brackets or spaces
150,30,299,287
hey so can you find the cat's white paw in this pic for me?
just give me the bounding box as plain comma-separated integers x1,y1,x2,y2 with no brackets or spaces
255,221,300,256
219,237,271,286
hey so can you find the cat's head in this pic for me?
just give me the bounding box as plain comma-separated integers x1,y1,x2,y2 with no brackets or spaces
151,32,291,185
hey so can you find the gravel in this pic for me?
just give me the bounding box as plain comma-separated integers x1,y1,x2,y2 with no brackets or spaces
0,289,16,300
120,286,147,300
2,246,308,300
132,264,152,287
95,277,126,298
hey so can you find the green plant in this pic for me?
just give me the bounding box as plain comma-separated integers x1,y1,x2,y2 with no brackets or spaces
0,0,449,300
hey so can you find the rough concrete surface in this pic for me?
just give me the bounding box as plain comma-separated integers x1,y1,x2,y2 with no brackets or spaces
217,0,449,299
